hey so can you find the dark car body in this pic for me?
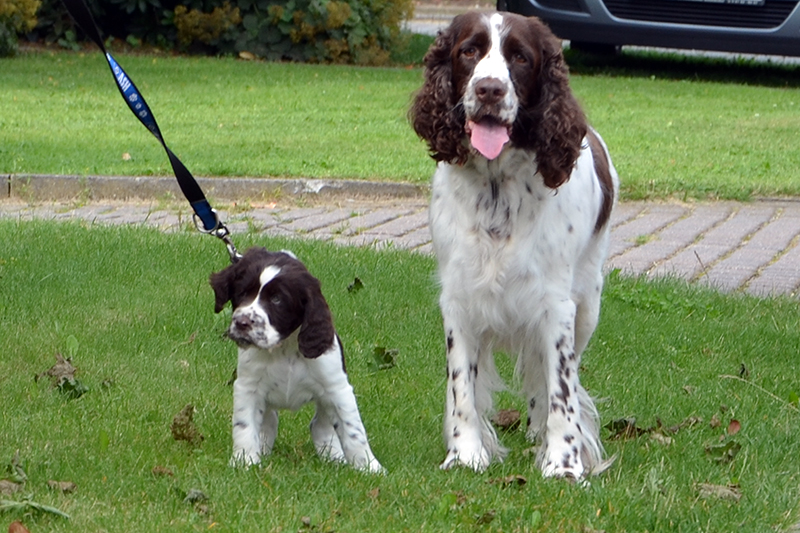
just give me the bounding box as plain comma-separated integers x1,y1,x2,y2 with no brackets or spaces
499,0,800,56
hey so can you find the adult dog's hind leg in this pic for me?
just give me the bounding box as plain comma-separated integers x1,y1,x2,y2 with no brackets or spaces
520,349,547,443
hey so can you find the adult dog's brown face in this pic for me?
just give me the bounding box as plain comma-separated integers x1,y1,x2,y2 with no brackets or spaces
410,12,587,188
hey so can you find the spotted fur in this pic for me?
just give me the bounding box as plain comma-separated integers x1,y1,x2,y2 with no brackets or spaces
410,12,618,480
210,247,384,473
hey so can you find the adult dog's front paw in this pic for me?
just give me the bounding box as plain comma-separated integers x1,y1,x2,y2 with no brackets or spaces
539,442,585,481
540,459,584,482
440,445,491,472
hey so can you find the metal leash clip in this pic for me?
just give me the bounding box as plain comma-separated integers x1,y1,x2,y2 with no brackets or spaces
192,208,221,234
192,209,242,263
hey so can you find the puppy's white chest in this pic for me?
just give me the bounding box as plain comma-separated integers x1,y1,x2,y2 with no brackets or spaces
236,341,320,411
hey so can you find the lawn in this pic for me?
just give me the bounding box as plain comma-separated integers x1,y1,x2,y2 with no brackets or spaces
1,220,799,532
4,47,800,199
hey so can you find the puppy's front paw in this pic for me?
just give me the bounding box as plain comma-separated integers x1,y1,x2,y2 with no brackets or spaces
229,450,261,468
361,459,387,475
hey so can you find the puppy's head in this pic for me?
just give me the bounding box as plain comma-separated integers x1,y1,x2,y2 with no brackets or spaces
209,247,335,358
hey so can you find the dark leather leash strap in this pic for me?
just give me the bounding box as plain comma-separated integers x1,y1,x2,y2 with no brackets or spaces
61,0,241,263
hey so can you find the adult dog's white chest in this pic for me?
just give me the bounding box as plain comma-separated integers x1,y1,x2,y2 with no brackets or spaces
429,143,603,335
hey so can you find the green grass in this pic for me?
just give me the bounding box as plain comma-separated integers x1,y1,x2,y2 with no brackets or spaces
4,48,800,199
0,51,431,183
1,220,799,532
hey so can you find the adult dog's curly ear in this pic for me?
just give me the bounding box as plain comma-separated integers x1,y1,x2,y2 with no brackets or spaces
410,18,470,165
525,17,587,189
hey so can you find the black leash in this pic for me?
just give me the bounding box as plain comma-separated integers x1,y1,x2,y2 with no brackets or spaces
60,0,242,263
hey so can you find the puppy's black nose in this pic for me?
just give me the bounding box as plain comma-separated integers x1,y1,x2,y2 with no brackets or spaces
475,78,507,104
233,315,253,331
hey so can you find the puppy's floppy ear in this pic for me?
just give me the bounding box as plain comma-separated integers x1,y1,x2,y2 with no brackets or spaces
209,267,234,313
297,284,335,359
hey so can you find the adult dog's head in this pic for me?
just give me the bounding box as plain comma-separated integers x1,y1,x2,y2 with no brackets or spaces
409,12,587,188
209,247,335,358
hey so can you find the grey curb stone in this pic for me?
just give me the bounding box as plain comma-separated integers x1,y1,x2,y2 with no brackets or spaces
5,174,427,202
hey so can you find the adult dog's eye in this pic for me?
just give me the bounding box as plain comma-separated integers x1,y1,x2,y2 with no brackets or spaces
462,46,477,58
511,52,527,65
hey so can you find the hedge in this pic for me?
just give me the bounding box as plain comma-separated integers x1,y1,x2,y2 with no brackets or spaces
15,0,413,64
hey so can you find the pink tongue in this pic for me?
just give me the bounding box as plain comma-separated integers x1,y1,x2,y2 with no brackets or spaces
469,120,509,160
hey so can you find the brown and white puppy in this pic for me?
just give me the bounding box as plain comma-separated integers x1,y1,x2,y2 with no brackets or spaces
210,247,384,473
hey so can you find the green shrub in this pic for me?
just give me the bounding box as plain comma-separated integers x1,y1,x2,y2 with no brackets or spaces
30,0,414,65
0,0,40,56
173,1,241,50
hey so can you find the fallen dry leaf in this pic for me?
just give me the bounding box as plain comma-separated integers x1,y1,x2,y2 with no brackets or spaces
238,51,256,60
367,487,380,500
183,488,208,504
152,465,174,477
8,521,30,533
47,480,77,493
488,474,527,487
727,419,741,436
705,440,741,463
36,354,88,399
710,413,722,429
347,277,364,293
0,480,23,495
605,418,651,440
697,482,742,502
36,353,77,385
664,416,702,434
3,451,27,484
491,409,521,431
475,509,496,525
171,404,204,446
121,152,131,161
650,432,672,446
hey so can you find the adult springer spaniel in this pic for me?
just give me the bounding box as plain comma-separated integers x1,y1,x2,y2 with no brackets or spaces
410,12,618,480
210,248,384,473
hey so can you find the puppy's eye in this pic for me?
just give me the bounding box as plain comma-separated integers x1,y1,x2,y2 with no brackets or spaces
270,295,282,306
462,46,477,58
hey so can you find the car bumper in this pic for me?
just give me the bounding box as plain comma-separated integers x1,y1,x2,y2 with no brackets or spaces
504,0,800,56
